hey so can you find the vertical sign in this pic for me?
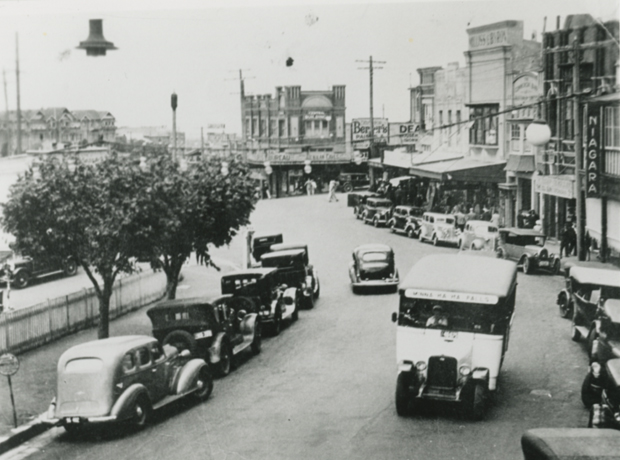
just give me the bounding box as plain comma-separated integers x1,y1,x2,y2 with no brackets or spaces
586,109,601,198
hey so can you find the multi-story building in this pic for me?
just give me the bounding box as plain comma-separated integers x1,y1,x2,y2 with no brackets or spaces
242,85,349,197
539,14,619,262
0,108,116,155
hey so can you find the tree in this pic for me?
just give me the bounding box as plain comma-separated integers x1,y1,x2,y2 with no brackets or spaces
137,154,257,299
2,153,150,339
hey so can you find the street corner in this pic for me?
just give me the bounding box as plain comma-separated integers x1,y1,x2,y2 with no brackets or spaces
0,413,53,457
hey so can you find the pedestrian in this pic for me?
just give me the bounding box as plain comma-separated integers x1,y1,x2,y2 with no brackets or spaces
455,208,466,231
466,207,476,223
328,179,339,202
262,182,271,200
482,207,491,221
305,178,313,196
490,208,501,228
560,223,573,258
310,179,317,195
568,223,577,256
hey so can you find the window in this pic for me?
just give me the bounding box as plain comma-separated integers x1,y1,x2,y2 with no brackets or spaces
304,118,329,138
511,124,521,152
136,348,150,367
149,343,164,362
469,105,499,146
65,358,103,374
278,119,285,138
122,353,135,372
252,118,258,137
260,119,266,137
605,106,619,149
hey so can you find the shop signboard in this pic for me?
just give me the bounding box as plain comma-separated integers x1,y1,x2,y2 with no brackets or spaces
585,109,601,198
469,28,508,50
534,175,575,199
351,118,389,144
304,111,328,120
388,123,420,145
510,73,539,120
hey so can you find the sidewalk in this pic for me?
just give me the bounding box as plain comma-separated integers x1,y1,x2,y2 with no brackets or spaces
0,261,236,453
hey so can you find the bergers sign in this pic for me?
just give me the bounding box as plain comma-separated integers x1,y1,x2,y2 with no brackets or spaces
351,118,389,143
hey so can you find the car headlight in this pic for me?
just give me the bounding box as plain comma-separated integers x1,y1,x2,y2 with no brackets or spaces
415,361,427,371
459,365,471,376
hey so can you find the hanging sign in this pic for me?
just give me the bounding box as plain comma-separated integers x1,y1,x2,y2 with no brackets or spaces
585,109,601,198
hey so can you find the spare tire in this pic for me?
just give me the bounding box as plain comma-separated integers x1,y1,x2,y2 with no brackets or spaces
163,330,198,356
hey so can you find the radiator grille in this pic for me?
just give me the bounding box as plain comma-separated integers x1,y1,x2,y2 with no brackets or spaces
427,356,457,388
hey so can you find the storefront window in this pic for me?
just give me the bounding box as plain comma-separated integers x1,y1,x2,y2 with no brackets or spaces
304,119,329,138
511,124,521,152
469,105,499,146
605,106,619,149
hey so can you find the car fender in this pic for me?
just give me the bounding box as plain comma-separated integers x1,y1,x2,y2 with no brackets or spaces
175,359,209,394
349,263,358,283
110,384,149,420
209,332,228,364
471,367,490,384
239,313,258,335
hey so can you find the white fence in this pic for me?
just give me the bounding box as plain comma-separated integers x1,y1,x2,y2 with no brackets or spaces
0,272,166,354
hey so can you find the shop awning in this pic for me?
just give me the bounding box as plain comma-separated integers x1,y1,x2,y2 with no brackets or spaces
505,154,536,173
408,157,506,183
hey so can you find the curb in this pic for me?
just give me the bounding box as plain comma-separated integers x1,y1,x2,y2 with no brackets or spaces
0,414,55,456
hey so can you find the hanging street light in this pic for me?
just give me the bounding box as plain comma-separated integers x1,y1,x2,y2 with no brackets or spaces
525,119,552,147
264,161,272,175
304,159,312,175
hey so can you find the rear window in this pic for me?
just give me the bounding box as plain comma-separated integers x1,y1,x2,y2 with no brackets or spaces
361,252,388,262
65,358,104,374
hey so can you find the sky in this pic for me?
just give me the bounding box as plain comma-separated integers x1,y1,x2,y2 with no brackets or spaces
0,0,617,140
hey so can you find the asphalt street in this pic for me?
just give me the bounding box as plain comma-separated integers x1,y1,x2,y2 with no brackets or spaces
0,192,591,460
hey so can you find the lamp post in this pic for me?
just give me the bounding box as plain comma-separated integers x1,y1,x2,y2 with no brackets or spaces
171,93,178,162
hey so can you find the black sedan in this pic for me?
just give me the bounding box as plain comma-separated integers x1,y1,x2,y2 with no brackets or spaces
348,244,399,294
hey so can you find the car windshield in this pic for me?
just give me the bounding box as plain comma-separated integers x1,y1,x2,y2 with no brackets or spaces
398,297,509,334
65,358,104,374
361,252,388,262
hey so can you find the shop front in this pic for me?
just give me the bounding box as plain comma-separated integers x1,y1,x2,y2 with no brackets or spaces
534,174,576,239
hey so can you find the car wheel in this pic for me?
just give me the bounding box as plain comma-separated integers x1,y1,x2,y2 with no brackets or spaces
163,330,198,356
581,372,601,409
131,396,151,429
12,270,30,289
272,311,282,336
373,217,379,228
496,248,505,259
314,279,320,299
218,342,232,376
193,366,214,402
251,321,262,355
343,182,353,193
63,259,78,276
557,292,571,318
304,294,315,310
395,373,413,416
522,257,531,275
432,234,439,246
552,259,561,275
464,383,488,421
390,223,396,233
407,227,415,239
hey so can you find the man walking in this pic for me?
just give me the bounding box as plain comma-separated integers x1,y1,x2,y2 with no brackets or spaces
328,179,339,202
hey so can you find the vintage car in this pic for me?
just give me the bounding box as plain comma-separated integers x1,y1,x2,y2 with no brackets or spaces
268,242,320,299
147,295,262,377
581,299,620,408
0,252,78,289
44,335,212,433
391,254,517,420
220,267,299,335
360,197,394,227
457,220,499,251
350,191,380,217
521,428,620,459
251,233,283,262
589,358,620,430
418,212,459,246
338,172,370,192
496,228,560,275
387,205,425,238
260,248,317,309
349,244,399,293
558,264,620,319
570,267,620,343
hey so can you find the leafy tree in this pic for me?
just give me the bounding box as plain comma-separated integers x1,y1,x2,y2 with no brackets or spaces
137,154,257,299
2,153,150,339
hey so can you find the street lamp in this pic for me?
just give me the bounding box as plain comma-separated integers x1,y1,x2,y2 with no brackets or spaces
264,161,272,175
304,160,312,175
525,119,551,147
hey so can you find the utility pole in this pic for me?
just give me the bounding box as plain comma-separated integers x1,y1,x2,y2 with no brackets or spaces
356,56,385,158
572,38,585,261
3,70,10,157
15,33,22,156
240,69,246,142
171,92,177,162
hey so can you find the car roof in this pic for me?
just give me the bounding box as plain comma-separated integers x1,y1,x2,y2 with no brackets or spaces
400,254,517,298
499,227,545,236
270,243,307,252
261,249,305,259
571,266,620,287
59,335,156,364
148,296,223,313
604,299,620,323
354,244,393,254
395,205,415,211
222,267,278,277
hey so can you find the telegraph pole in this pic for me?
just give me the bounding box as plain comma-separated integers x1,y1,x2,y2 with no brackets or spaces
3,70,10,156
15,34,22,156
356,56,385,157
572,38,585,261
171,92,177,162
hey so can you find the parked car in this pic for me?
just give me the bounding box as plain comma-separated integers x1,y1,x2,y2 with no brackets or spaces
260,248,318,309
558,264,620,320
581,299,620,408
338,172,370,192
496,228,560,275
0,252,78,289
349,244,399,293
252,233,283,262
220,268,299,335
521,428,620,459
269,242,320,300
147,296,262,377
589,358,620,430
360,197,394,227
350,191,380,218
457,220,499,251
570,267,620,343
391,254,517,420
43,335,212,434
387,206,425,238
418,212,459,246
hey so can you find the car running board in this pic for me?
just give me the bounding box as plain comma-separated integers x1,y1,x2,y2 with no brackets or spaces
152,391,195,410
232,336,254,356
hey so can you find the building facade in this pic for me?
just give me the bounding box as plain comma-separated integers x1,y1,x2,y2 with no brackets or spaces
0,108,116,155
242,85,350,197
